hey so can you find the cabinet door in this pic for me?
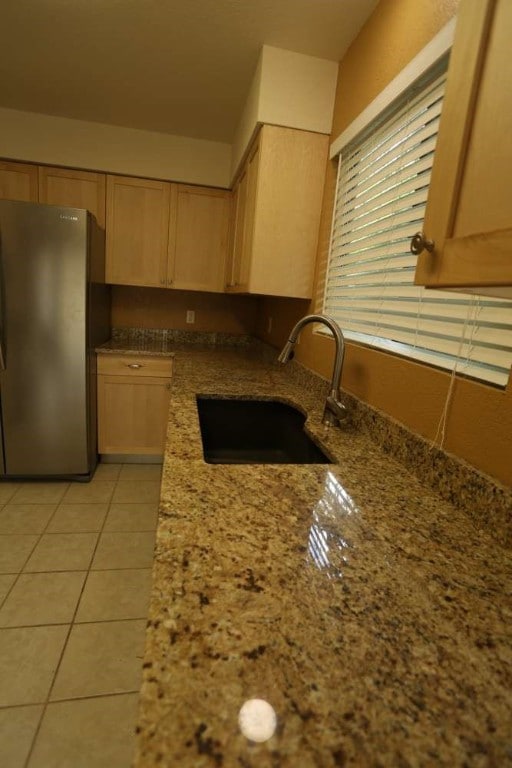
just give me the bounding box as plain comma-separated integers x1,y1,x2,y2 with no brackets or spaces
415,0,512,296
225,168,248,291
0,160,38,202
106,175,170,287
239,142,260,290
168,185,230,292
227,125,328,299
249,125,327,298
98,374,171,455
39,167,106,227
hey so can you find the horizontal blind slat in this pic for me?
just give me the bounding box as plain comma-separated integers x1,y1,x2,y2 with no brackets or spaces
326,330,510,385
342,77,446,170
325,308,512,349
332,219,422,253
341,138,436,194
336,154,435,228
324,299,512,328
330,241,413,266
336,190,430,243
341,121,441,205
342,70,447,158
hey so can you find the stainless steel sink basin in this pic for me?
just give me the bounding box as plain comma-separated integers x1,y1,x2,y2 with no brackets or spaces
196,396,332,464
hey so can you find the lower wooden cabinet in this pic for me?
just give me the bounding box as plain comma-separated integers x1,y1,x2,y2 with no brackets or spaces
97,354,173,456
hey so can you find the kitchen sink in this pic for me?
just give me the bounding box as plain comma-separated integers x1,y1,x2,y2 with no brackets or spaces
196,396,332,464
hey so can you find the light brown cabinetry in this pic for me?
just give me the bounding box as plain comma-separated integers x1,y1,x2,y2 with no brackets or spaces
0,160,38,202
414,0,512,298
0,161,106,226
105,175,171,288
106,176,230,292
2,127,329,300
225,125,329,299
39,166,106,226
227,167,249,290
168,185,231,292
97,354,173,456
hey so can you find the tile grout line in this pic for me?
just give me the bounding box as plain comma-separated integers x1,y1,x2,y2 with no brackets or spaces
0,486,70,612
0,485,69,768
22,477,118,768
0,466,160,767
15,482,78,768
1,562,157,576
0,688,141,712
2,614,151,631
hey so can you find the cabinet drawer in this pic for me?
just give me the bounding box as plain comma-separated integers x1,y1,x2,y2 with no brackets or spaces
97,354,173,378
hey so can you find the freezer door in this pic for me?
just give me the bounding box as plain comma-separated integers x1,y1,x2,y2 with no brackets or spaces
0,200,90,476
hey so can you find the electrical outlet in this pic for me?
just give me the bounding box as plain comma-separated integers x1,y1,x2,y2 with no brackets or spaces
267,316,273,333
186,310,195,324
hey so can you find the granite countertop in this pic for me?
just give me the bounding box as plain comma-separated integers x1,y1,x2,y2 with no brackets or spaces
132,343,512,767
96,338,177,358
96,330,254,358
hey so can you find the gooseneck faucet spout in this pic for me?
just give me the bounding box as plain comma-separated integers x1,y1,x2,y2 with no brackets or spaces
278,314,348,427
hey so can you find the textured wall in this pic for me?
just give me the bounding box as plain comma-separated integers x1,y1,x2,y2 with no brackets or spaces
0,107,232,188
112,286,258,336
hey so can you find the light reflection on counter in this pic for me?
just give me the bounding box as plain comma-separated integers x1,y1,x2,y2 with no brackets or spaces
308,471,358,578
238,698,277,742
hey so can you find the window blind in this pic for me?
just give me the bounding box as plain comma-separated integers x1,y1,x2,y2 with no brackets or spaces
323,64,512,387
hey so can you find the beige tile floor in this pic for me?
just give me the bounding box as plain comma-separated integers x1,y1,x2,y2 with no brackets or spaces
0,462,161,768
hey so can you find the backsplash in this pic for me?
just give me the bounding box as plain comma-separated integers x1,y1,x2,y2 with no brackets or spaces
111,327,253,348
111,285,259,335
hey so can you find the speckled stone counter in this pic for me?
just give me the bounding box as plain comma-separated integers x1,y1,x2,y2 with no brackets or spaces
96,328,253,357
132,344,512,767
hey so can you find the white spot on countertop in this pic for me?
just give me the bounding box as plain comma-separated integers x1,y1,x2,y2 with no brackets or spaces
238,698,277,742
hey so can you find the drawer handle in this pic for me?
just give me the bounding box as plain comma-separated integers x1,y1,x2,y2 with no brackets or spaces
127,363,143,369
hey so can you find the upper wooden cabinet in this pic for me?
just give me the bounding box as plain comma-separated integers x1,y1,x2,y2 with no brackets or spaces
225,125,329,299
106,175,230,293
105,175,171,288
0,161,106,227
414,0,512,298
168,185,231,292
1,130,328,300
39,166,106,227
0,160,38,202
226,166,249,291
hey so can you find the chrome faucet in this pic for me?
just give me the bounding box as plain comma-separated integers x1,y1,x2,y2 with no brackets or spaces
278,314,348,427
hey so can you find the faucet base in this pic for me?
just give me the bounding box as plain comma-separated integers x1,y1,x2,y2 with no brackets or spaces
323,396,349,427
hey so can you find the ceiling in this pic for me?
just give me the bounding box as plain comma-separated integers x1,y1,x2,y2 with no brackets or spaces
1,0,378,144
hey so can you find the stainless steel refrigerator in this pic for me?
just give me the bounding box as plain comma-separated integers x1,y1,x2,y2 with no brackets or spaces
0,199,110,480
